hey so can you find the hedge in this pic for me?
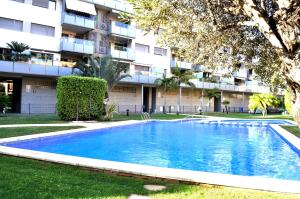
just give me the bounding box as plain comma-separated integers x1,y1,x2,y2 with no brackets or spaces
57,76,106,121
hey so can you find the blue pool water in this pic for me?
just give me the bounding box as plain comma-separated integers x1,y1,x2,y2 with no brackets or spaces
2,120,300,181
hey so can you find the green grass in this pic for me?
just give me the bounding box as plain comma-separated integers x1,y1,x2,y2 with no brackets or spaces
0,114,64,125
0,126,83,139
203,112,293,120
281,125,300,138
0,155,299,199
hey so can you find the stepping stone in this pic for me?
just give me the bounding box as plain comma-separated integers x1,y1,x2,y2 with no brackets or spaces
143,184,167,191
128,194,150,199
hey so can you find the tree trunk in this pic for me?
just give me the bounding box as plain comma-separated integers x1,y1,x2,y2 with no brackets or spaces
163,91,167,114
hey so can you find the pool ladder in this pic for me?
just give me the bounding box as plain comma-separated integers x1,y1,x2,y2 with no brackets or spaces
141,112,151,121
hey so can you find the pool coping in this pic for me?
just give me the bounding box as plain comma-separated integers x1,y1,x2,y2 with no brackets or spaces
0,119,300,194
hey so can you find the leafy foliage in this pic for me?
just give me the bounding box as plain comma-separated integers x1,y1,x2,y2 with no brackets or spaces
205,88,221,100
103,104,118,121
249,94,280,117
222,100,230,114
57,76,106,121
6,41,30,61
127,0,300,118
0,94,11,113
155,74,178,113
74,56,130,91
284,89,293,114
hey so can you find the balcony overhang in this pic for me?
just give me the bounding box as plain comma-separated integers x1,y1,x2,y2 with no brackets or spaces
65,0,96,15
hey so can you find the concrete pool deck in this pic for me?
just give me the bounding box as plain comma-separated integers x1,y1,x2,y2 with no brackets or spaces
0,118,300,194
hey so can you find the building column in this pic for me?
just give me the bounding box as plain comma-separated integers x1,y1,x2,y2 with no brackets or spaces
141,84,144,113
242,92,245,112
221,91,223,112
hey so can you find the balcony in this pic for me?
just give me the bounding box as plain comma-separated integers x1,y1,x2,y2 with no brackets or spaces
61,37,94,54
121,73,163,84
111,47,135,61
234,69,248,79
62,12,95,31
0,60,73,77
89,0,134,14
110,21,136,38
170,60,192,70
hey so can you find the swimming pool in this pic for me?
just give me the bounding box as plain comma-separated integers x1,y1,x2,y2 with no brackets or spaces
1,119,300,182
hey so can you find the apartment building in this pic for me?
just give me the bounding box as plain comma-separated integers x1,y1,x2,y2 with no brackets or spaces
0,0,271,114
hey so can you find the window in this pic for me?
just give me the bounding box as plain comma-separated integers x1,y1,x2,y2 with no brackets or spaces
114,43,127,51
30,51,54,66
112,86,136,93
135,65,149,72
11,0,24,3
31,23,55,37
135,43,149,53
0,17,23,31
154,47,167,56
32,0,56,10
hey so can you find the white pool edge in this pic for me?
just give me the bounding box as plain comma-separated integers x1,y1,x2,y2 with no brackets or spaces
0,120,300,194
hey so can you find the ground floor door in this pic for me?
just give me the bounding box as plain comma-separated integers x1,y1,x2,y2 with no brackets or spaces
0,77,22,113
143,87,149,112
214,95,221,112
151,88,156,113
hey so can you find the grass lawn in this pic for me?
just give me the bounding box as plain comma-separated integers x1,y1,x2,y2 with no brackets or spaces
0,114,64,125
281,125,300,138
204,112,293,120
0,126,83,139
0,126,299,198
0,155,299,199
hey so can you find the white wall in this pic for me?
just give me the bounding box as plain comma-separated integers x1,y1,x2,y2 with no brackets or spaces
0,0,62,52
21,77,57,114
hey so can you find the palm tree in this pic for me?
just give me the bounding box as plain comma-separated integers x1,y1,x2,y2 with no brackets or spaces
222,100,230,114
74,56,131,92
154,74,177,114
249,93,280,117
171,65,195,113
205,88,221,112
7,41,30,61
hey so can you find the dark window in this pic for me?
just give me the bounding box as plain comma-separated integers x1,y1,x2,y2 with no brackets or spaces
32,0,56,10
11,0,24,3
31,23,55,37
0,17,23,31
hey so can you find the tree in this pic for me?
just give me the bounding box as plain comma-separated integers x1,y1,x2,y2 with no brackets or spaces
284,89,293,114
127,0,300,122
6,41,30,61
205,88,221,112
171,66,195,113
74,56,131,94
249,93,280,117
154,74,177,113
222,100,230,114
0,94,11,114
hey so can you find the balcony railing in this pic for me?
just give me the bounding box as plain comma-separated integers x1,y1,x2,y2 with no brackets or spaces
61,37,94,54
234,70,248,79
111,47,135,60
170,60,192,70
110,21,136,38
88,0,134,14
0,60,73,76
62,12,95,29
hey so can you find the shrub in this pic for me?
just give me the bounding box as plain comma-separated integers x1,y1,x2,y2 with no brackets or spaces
57,76,106,121
284,89,293,114
0,94,11,113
